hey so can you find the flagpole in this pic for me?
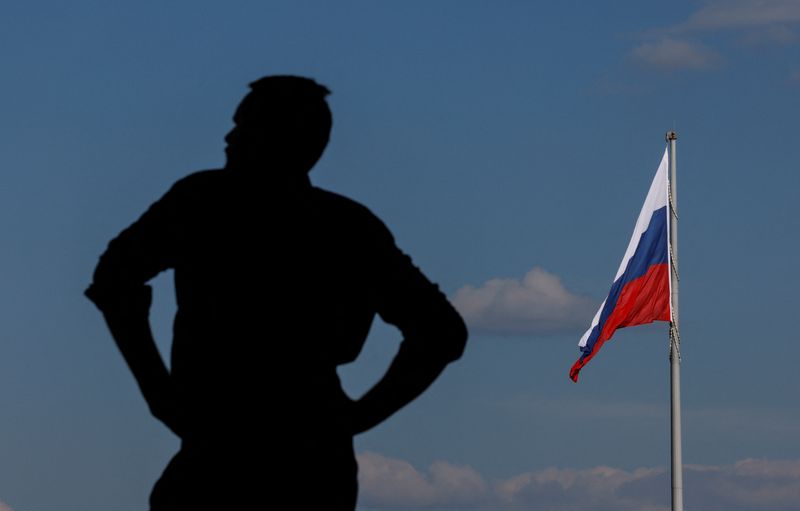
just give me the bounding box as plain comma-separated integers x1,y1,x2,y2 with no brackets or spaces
667,130,684,511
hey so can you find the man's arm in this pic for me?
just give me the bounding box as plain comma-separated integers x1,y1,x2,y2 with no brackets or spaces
85,184,183,436
350,228,468,435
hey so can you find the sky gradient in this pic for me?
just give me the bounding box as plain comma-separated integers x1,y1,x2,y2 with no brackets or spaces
2,1,799,510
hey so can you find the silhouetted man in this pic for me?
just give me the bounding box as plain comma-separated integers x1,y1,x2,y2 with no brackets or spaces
85,76,467,510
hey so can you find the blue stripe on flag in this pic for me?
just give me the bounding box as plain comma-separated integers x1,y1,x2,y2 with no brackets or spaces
579,206,668,359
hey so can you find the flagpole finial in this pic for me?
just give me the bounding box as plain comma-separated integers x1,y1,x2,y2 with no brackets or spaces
666,131,678,141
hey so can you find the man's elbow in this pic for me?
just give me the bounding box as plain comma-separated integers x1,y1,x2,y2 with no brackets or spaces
84,280,153,318
435,307,468,364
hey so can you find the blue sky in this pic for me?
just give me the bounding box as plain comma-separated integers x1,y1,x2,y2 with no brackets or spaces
1,1,799,510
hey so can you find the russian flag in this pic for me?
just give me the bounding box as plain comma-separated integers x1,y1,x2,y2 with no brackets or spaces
570,148,672,382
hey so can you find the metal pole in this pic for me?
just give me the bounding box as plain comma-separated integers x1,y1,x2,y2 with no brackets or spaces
666,130,683,511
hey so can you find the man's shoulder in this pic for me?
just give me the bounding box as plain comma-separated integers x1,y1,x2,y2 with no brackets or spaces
310,187,389,232
170,168,226,193
311,187,371,212
309,188,402,249
149,169,229,209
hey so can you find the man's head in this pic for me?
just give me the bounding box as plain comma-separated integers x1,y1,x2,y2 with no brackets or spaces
225,75,332,175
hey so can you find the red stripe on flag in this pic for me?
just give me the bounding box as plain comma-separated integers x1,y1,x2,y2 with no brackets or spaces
569,263,670,382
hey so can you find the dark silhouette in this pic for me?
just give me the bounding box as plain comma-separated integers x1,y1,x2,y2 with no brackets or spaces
85,76,467,510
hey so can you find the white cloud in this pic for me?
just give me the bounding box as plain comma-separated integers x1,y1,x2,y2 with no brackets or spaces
740,25,797,45
450,267,595,335
681,0,800,31
358,453,800,511
628,1,800,75
630,39,722,71
495,465,667,511
358,451,487,508
681,459,800,510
